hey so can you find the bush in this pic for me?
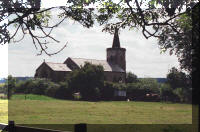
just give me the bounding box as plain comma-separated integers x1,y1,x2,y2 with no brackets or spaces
138,78,160,93
160,83,179,102
173,87,192,103
45,82,60,98
54,82,73,99
126,78,160,101
14,78,73,99
32,79,50,95
4,75,17,99
166,67,191,89
15,78,50,95
100,81,115,100
126,72,138,83
0,84,4,93
67,63,104,101
126,83,145,100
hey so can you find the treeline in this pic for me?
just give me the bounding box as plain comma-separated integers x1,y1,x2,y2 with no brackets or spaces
0,85,4,93
5,63,192,103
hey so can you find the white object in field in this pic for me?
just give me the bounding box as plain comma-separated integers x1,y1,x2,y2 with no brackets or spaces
114,90,126,97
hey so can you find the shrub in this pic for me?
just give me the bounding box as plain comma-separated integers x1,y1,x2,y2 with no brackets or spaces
100,81,115,100
0,84,4,93
31,79,50,95
126,79,160,101
126,83,145,100
45,82,60,98
166,67,191,89
126,72,138,83
138,78,160,93
67,62,104,101
173,87,192,103
54,82,73,99
4,75,17,99
160,83,179,102
15,78,52,95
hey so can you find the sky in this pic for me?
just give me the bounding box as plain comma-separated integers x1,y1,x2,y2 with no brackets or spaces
0,44,8,78
0,0,180,78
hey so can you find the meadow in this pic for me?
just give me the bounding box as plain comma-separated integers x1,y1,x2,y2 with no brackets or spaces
0,93,6,99
1,94,197,132
8,94,193,124
0,100,8,124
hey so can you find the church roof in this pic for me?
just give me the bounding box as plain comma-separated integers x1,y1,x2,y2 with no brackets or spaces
69,58,125,72
45,62,71,71
112,28,120,48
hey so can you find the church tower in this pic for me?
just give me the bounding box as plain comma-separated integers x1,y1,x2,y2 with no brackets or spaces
107,28,126,72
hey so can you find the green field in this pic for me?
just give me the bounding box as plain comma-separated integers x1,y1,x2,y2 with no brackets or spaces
0,100,8,124
11,94,57,100
1,94,198,132
8,94,193,124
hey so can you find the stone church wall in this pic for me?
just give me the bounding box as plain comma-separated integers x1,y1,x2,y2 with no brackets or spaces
107,48,126,72
35,63,53,79
104,71,126,83
35,63,70,82
51,71,70,82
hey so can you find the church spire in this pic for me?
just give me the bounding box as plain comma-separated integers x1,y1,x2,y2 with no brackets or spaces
112,27,120,48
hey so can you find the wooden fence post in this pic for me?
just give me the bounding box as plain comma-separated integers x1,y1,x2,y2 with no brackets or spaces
8,121,15,132
74,124,87,132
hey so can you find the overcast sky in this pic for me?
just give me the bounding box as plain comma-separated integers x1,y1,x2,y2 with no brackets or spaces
0,0,180,78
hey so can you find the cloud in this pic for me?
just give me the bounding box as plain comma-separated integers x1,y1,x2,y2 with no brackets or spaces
0,44,8,78
7,20,179,78
41,0,67,8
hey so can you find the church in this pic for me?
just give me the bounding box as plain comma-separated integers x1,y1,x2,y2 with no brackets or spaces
34,29,126,83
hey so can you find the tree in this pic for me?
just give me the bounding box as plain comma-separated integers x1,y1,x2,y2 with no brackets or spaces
102,0,198,74
0,0,96,55
101,81,115,100
166,67,191,90
158,10,193,74
126,72,138,83
53,82,73,99
1,0,198,73
1,1,198,49
173,87,192,103
160,83,178,102
138,78,160,93
5,75,16,99
67,62,104,101
165,67,192,103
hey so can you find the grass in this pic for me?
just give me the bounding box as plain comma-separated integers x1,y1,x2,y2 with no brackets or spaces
0,100,8,124
0,93,5,98
8,94,192,124
11,94,57,100
1,94,197,132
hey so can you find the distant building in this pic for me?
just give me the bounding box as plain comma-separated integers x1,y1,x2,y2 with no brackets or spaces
35,28,126,83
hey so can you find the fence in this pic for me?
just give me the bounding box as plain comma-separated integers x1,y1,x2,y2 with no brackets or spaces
0,121,87,132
